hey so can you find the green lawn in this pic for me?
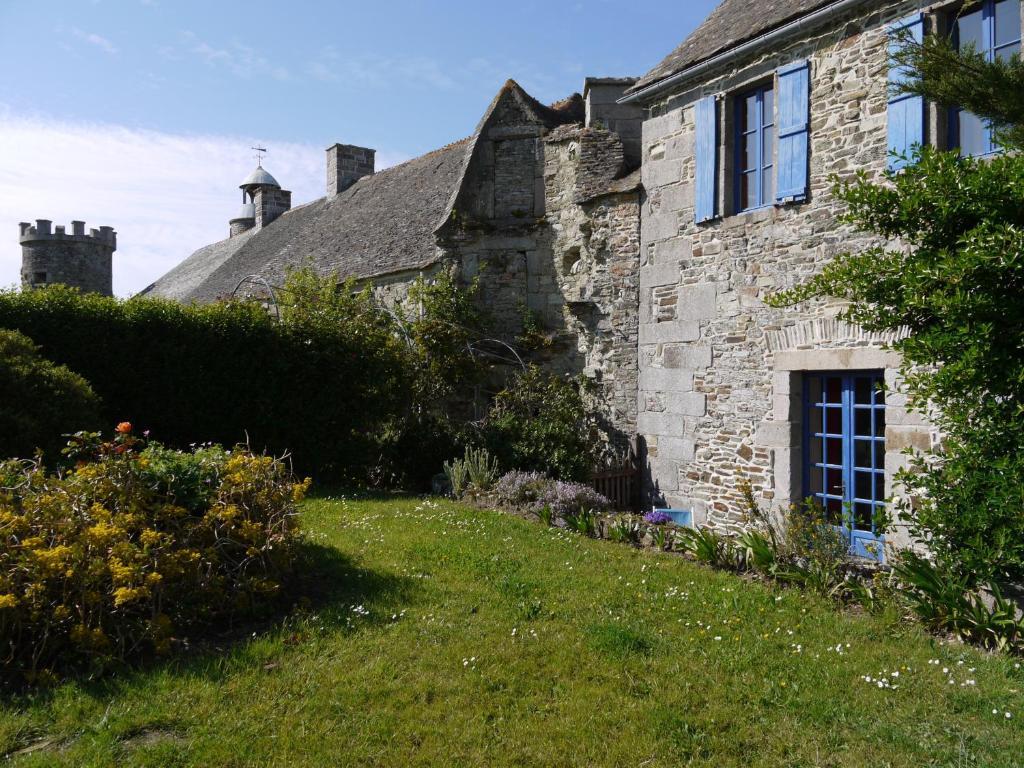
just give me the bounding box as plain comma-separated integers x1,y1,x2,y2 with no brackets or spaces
3,496,1023,767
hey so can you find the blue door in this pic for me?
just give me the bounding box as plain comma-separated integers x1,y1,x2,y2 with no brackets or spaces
803,372,886,561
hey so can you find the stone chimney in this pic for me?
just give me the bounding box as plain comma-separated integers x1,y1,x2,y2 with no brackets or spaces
583,77,644,170
326,144,375,197
254,187,292,230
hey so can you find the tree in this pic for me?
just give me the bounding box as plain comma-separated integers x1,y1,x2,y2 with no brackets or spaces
769,30,1024,585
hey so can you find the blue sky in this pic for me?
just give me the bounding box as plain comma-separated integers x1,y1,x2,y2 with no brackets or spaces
0,0,717,294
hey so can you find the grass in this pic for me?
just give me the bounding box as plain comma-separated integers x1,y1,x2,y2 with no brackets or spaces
2,495,1023,767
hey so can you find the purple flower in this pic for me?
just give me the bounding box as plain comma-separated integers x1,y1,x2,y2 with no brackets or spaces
644,511,673,526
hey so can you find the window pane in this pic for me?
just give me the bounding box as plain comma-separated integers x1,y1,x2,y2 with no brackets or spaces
744,134,759,173
761,165,774,206
996,41,1020,61
855,439,872,468
854,471,872,501
826,437,842,466
995,0,1021,47
959,110,989,156
810,436,823,465
826,408,842,435
874,407,886,436
956,6,985,51
873,440,886,471
746,172,760,209
762,88,774,126
874,472,886,503
854,502,874,531
855,408,871,436
744,93,759,132
762,127,774,164
854,377,874,405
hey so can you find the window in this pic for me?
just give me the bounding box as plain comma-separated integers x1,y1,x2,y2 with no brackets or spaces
952,0,1021,156
693,61,808,222
803,372,887,561
735,85,775,211
33,272,47,285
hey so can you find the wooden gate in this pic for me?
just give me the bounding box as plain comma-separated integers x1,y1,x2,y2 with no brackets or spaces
592,457,640,512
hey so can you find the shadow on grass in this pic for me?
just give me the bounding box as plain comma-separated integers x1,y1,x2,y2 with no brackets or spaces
0,540,418,707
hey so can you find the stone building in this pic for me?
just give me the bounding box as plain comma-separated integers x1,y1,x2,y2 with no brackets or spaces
622,0,1019,557
143,0,1016,560
19,219,117,296
143,79,645,447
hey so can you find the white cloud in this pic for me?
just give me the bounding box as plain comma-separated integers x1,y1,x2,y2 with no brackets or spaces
71,28,118,55
0,112,409,297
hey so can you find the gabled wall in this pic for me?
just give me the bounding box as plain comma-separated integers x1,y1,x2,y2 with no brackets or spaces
433,83,642,452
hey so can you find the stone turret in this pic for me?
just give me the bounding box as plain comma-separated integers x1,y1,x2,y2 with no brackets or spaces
230,163,291,236
19,219,116,296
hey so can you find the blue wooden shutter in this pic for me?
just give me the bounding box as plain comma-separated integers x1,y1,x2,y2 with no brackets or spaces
694,95,718,223
887,13,925,171
776,60,810,203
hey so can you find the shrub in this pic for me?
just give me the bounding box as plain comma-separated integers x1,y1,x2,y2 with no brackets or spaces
481,366,597,481
443,447,500,498
492,471,611,524
0,425,308,681
493,470,550,507
0,329,101,461
534,480,612,521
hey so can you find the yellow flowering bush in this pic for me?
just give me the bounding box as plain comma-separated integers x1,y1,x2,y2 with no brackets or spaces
0,425,308,682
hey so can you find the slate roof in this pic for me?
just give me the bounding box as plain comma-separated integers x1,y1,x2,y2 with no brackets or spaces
143,138,473,303
629,0,836,95
138,229,255,301
144,80,586,304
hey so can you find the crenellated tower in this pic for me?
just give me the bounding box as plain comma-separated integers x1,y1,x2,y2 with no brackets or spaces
19,219,116,296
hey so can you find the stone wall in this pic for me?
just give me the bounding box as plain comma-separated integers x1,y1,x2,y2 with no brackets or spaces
635,0,934,548
543,126,641,451
19,219,115,296
431,88,642,449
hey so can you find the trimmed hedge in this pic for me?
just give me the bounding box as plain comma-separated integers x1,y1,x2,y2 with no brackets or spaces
0,287,407,481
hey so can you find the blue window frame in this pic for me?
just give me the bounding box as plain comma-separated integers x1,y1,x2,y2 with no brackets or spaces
735,85,775,212
951,0,1021,156
803,372,887,561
